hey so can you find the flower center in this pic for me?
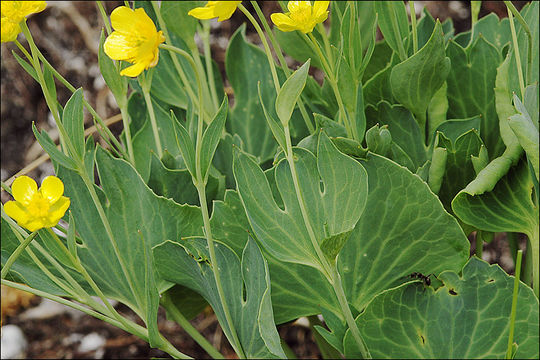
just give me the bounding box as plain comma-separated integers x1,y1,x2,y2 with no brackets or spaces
290,4,312,25
28,193,50,218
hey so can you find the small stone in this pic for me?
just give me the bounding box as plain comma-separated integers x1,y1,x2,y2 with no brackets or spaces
1,325,28,359
78,332,106,353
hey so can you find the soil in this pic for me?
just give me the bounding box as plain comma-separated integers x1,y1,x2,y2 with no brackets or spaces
0,1,530,359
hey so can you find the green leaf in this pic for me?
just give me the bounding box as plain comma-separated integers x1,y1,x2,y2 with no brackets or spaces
427,81,448,143
226,25,277,162
258,83,286,152
163,285,208,321
473,13,511,49
446,36,503,157
427,146,447,194
363,58,395,107
274,29,322,70
366,102,427,172
62,88,85,159
213,133,244,189
160,1,198,48
233,131,368,274
170,111,196,180
340,153,470,312
42,62,57,109
1,217,76,295
344,257,539,359
32,124,78,171
509,95,539,180
452,157,537,239
147,152,222,207
153,237,286,358
362,40,393,83
365,124,391,156
200,97,228,180
57,147,204,316
275,60,310,126
374,1,409,59
67,212,77,258
98,30,126,105
12,51,38,82
390,21,450,127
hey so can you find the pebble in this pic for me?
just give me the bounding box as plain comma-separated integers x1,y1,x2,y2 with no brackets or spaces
19,298,84,320
78,332,106,353
1,324,28,359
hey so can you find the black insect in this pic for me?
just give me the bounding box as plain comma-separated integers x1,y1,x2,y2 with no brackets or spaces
408,272,432,286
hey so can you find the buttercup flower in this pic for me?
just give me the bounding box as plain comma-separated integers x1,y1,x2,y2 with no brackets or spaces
4,176,70,232
188,1,242,22
271,1,329,34
104,6,165,77
1,1,46,43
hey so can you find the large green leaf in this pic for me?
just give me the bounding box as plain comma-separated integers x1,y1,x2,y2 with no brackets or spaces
344,257,539,359
390,21,450,127
160,1,198,48
57,148,204,319
446,36,504,157
340,153,470,312
374,1,409,59
225,25,278,162
153,237,286,358
233,131,368,273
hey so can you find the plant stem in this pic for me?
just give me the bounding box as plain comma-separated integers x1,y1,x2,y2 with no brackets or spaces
250,1,315,133
119,104,135,165
476,232,483,259
163,42,245,357
151,1,210,123
506,7,526,99
96,1,112,35
1,231,38,278
506,250,523,359
189,40,216,113
409,1,418,53
140,71,163,159
388,2,407,61
504,1,533,84
527,228,539,298
201,20,220,111
238,4,281,94
161,293,224,359
305,33,353,138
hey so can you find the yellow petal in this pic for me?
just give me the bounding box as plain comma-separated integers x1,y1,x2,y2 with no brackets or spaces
271,13,299,32
109,6,138,33
287,1,311,13
1,18,20,43
4,201,30,226
214,1,241,21
313,1,330,20
40,176,64,204
11,176,37,206
1,1,46,23
24,218,46,232
46,196,70,226
104,31,138,61
120,61,146,77
188,6,217,20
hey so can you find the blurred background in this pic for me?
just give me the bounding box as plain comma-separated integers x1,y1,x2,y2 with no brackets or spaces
0,1,529,358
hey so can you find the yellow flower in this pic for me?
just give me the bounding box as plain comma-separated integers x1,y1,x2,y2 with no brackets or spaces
1,1,46,43
188,1,241,22
271,1,329,34
104,6,165,77
4,176,70,232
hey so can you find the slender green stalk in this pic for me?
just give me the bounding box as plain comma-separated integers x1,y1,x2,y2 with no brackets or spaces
409,1,418,53
14,39,124,158
504,1,533,84
250,1,315,133
476,232,483,259
388,2,407,61
507,7,525,99
528,228,539,298
161,42,245,358
20,21,72,157
151,1,211,123
96,1,112,35
1,231,38,278
1,181,13,195
161,293,224,359
140,71,163,159
506,250,523,359
238,4,281,94
189,39,216,113
316,22,334,72
348,3,357,72
201,21,220,111
305,33,353,138
119,104,135,165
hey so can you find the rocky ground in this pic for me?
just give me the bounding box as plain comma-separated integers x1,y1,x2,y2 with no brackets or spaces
0,1,528,358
